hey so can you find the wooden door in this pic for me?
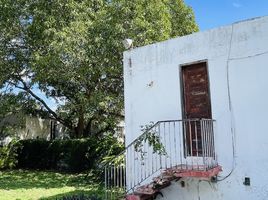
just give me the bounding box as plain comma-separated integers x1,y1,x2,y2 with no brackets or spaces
181,62,212,156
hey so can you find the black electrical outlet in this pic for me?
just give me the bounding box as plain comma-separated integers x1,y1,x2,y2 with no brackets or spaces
243,177,250,186
180,181,185,188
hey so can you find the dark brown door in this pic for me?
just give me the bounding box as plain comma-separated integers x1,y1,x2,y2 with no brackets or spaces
181,62,212,156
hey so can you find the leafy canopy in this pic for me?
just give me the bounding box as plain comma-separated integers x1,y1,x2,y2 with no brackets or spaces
0,0,198,138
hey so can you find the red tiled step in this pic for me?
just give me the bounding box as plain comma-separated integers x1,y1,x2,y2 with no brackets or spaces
135,184,155,195
125,178,171,200
134,175,172,195
173,165,222,180
153,175,174,183
126,194,161,200
126,195,141,200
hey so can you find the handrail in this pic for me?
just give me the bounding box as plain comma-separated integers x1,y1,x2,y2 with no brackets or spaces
104,120,160,167
105,118,215,166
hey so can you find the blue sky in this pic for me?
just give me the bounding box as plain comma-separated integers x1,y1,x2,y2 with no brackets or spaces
185,0,268,31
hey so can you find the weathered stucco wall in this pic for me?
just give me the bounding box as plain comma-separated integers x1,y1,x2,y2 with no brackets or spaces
123,16,268,199
15,117,68,140
16,117,51,140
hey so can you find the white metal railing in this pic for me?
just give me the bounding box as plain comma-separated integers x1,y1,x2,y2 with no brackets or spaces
104,119,217,199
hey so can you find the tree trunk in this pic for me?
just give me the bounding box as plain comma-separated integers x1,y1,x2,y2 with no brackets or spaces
84,118,93,137
75,112,85,138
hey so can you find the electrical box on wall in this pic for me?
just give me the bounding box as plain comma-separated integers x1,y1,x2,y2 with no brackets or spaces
243,177,250,186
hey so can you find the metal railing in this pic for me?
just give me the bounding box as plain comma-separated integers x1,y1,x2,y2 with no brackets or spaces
104,119,217,199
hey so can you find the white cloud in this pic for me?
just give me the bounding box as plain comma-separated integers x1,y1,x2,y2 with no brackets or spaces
232,2,242,8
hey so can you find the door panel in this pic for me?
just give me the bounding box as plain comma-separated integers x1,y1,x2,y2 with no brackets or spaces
181,62,212,156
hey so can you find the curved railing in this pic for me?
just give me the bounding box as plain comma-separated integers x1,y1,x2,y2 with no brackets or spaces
104,119,217,200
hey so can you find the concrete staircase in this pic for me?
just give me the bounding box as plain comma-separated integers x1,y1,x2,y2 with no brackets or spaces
125,165,222,200
104,119,220,200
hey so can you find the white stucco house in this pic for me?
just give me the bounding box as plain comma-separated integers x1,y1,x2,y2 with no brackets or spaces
105,16,268,200
0,114,69,144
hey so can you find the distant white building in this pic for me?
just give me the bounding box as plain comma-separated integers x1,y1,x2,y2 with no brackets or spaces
16,116,69,140
104,16,268,200
1,114,124,144
0,114,69,143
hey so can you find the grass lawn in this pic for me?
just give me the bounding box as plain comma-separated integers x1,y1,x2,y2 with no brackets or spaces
0,170,104,200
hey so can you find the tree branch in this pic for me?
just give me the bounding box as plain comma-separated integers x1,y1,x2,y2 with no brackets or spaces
15,78,73,130
98,109,124,119
93,124,114,137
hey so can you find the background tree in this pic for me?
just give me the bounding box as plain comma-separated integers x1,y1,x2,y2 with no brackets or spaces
0,0,198,138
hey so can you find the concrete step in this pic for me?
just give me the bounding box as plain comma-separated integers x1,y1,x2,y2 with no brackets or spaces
125,165,222,200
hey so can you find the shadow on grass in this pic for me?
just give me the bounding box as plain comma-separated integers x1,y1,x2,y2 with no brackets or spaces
0,170,99,190
38,189,105,200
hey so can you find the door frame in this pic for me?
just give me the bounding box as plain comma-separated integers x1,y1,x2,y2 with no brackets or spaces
178,60,213,158
179,59,212,121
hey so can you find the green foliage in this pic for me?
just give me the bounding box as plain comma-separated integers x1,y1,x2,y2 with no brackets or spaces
0,140,22,169
15,136,123,172
134,122,166,160
95,134,124,163
101,153,125,167
0,0,198,138
101,122,167,166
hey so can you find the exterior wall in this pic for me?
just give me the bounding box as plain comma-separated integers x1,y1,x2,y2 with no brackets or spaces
17,116,51,140
123,16,268,199
0,115,67,141
1,116,52,145
16,116,69,140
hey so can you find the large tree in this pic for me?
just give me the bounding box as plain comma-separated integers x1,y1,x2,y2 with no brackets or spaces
0,0,198,138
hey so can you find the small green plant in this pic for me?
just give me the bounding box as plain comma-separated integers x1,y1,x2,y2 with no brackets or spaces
101,153,125,167
0,139,22,169
134,122,166,160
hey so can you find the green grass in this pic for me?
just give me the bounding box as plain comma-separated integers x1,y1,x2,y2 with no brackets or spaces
0,170,104,200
